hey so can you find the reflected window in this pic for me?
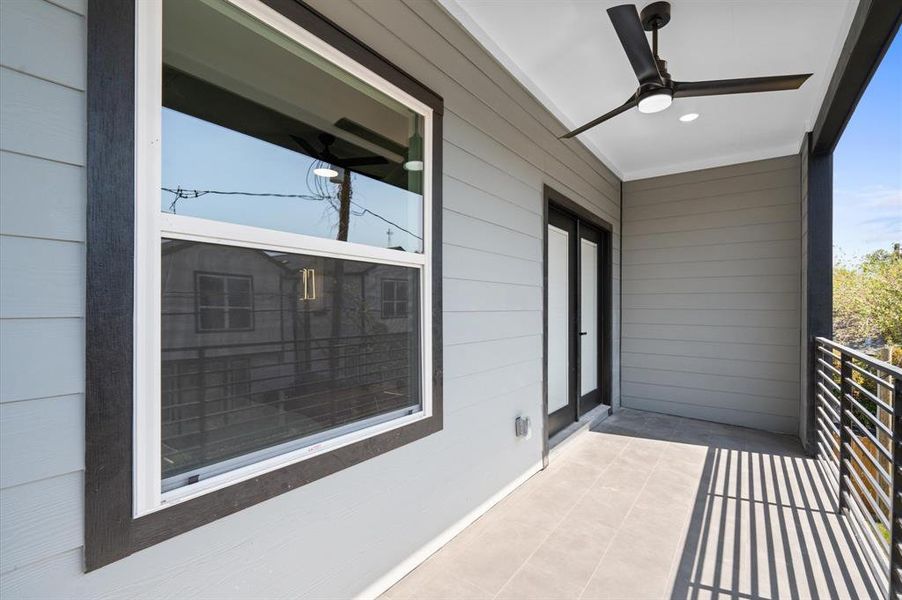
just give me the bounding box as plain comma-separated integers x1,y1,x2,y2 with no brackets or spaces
161,240,422,491
381,279,409,319
195,273,254,332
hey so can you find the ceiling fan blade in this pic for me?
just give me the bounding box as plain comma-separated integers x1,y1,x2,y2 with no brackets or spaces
673,74,812,98
335,155,389,168
607,4,662,87
560,97,638,139
290,134,322,159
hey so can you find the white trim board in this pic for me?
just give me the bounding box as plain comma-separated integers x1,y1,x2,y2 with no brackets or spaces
356,461,543,600
437,0,860,182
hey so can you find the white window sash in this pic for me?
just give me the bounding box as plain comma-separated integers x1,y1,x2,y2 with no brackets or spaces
134,0,434,517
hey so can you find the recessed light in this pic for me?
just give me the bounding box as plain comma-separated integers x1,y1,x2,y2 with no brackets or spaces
314,167,339,178
679,113,699,123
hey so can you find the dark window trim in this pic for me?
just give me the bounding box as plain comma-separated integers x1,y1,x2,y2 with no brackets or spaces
541,185,613,464
193,271,256,333
86,0,443,571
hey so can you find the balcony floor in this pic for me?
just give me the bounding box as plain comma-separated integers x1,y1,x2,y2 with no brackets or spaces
382,409,881,599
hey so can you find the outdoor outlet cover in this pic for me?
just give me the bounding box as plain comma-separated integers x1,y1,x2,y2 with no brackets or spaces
515,416,532,440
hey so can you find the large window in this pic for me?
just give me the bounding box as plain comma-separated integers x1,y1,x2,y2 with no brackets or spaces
132,0,436,512
82,0,440,565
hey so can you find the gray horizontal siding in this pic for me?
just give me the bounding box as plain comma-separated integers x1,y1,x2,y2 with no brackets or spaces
622,156,801,433
0,0,620,597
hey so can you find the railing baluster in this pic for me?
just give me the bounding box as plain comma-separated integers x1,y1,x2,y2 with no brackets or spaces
815,337,902,599
840,350,852,512
891,376,901,599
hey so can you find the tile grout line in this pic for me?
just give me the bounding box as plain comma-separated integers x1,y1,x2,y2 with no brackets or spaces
491,431,633,599
576,418,681,599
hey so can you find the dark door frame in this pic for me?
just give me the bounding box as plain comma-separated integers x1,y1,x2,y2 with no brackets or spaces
542,185,613,464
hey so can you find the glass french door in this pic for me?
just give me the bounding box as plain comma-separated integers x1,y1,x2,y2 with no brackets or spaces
547,207,604,438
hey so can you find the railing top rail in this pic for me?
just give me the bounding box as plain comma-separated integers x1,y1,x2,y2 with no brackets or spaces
815,336,902,379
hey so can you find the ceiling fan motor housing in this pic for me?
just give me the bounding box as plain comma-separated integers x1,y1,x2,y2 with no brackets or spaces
640,1,671,31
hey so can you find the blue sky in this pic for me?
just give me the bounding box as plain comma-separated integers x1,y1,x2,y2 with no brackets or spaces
833,32,901,264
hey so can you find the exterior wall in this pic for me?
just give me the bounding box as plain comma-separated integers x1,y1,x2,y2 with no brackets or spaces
0,1,620,598
621,156,802,433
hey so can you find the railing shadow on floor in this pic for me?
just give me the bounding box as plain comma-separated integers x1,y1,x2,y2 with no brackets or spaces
665,435,881,600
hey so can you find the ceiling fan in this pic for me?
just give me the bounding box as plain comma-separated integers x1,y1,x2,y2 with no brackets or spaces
561,2,812,139
291,132,389,170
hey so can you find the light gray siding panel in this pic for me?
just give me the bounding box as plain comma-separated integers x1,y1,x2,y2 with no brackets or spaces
623,186,799,222
624,323,800,347
443,310,541,346
623,274,800,294
444,335,542,380
0,151,85,242
622,156,801,433
0,0,85,90
623,220,800,251
0,394,83,488
0,472,83,575
624,154,799,192
443,209,541,261
0,0,622,596
443,244,539,286
0,236,84,318
0,318,83,403
621,353,800,383
623,396,798,433
444,358,542,413
622,338,801,364
443,279,541,312
623,239,800,265
0,67,84,166
46,0,86,17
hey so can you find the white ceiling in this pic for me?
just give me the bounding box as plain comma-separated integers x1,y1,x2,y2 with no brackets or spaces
440,0,859,180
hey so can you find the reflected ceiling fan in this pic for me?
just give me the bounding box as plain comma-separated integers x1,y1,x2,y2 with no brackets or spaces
561,2,812,139
291,132,389,170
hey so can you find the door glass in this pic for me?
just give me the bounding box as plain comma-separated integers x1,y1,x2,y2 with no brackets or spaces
580,239,598,395
547,224,570,414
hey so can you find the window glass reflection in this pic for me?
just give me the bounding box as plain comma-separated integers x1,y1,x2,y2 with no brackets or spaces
161,0,425,252
161,239,422,490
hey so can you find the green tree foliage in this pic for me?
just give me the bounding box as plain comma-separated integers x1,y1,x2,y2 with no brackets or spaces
833,246,902,348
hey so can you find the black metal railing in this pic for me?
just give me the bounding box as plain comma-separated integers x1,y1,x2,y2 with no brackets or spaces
814,337,902,599
160,332,416,480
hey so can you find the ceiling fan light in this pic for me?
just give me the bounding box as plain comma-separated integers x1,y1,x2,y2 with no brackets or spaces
403,160,424,172
637,90,673,114
314,166,339,178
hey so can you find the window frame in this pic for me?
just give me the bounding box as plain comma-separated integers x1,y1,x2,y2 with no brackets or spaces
85,0,443,571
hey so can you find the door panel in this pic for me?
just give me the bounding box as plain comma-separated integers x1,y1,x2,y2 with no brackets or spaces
580,238,598,396
546,202,607,439
547,224,570,415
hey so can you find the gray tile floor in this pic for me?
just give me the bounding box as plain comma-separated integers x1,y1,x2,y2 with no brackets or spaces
382,409,882,599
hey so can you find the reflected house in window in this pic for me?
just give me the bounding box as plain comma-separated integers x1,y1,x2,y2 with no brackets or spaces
160,240,420,491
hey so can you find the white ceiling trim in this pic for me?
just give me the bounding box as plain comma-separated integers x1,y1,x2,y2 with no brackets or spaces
436,0,624,180
439,0,860,182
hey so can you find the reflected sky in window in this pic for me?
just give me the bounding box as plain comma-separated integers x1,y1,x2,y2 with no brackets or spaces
161,108,424,253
